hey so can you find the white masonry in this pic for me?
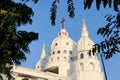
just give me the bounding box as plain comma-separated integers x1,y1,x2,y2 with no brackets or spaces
9,19,104,80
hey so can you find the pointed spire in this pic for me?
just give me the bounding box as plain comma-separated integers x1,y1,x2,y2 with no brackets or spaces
35,44,46,71
81,19,88,37
61,17,65,29
40,44,46,60
82,19,87,31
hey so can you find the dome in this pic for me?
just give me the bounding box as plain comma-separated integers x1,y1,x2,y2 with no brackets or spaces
45,28,76,76
77,37,94,51
51,29,76,50
77,19,94,51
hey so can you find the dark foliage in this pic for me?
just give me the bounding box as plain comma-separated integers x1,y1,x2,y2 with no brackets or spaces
51,0,120,26
51,0,120,59
21,0,39,3
50,0,59,26
83,0,120,59
0,0,38,79
67,0,75,18
50,0,75,26
84,0,120,11
90,12,120,59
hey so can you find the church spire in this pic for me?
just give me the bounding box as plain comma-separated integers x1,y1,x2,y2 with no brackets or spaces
40,44,46,60
35,44,46,71
81,19,88,37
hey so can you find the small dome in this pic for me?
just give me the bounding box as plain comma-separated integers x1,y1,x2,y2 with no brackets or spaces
51,29,76,50
45,28,76,75
77,37,94,51
58,29,68,37
77,19,94,51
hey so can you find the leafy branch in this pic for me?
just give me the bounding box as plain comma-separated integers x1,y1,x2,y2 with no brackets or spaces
89,12,120,59
50,0,75,26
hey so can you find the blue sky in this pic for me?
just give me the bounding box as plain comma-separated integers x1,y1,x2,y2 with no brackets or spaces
17,0,120,80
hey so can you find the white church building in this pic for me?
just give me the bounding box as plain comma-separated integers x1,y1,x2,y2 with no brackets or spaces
6,19,104,80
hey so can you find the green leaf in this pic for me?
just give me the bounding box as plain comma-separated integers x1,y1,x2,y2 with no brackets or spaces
108,0,112,8
0,0,38,78
50,0,59,26
67,0,75,18
113,0,119,12
103,0,108,8
84,0,93,9
96,0,101,10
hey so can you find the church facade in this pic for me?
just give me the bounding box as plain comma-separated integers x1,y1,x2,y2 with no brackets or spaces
9,19,104,80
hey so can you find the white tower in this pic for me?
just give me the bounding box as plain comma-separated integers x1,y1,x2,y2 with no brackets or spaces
35,44,46,71
71,19,104,80
10,18,104,80
44,18,76,77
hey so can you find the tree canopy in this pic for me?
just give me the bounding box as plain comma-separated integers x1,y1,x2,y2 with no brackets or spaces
0,0,38,79
50,0,120,26
90,12,120,59
50,0,120,59
0,0,120,79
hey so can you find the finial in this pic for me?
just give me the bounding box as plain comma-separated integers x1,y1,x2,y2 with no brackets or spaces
40,43,46,59
61,17,65,29
42,44,45,50
81,19,88,37
82,19,86,26
82,19,87,31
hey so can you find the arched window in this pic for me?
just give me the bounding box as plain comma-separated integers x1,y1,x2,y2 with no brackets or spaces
57,57,60,61
51,58,53,62
53,51,55,55
0,75,3,80
80,53,84,59
64,57,67,61
69,50,72,54
57,50,60,54
63,50,67,53
66,42,69,45
59,33,61,36
37,66,39,68
80,63,84,71
22,78,29,80
76,56,77,60
89,62,95,70
49,52,51,55
71,57,73,61
55,43,58,46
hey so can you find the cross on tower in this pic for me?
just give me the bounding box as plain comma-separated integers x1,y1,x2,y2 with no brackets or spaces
61,17,65,29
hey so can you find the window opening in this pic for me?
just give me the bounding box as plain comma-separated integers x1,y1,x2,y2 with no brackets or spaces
57,57,60,61
64,57,67,61
69,50,72,54
90,62,95,70
22,78,29,80
80,53,84,59
63,50,67,53
53,51,55,55
76,56,77,60
80,63,84,70
66,42,69,45
51,58,53,61
71,57,73,61
57,50,60,54
55,43,58,46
